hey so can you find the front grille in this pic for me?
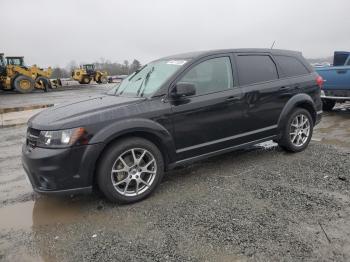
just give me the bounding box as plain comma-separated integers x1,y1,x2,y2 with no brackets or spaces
27,128,40,148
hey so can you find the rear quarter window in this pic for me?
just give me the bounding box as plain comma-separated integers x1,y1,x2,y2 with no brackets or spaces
274,55,310,77
236,55,278,86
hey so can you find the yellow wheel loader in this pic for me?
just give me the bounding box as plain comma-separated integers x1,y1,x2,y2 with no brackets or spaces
72,64,108,85
0,54,53,93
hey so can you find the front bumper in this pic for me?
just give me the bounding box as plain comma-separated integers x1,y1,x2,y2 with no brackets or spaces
22,143,104,195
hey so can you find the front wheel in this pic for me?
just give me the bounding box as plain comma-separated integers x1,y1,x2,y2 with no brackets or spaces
99,76,108,84
97,137,164,204
80,76,90,84
278,108,313,152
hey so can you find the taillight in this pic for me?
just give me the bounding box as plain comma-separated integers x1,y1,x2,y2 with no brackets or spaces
316,75,324,89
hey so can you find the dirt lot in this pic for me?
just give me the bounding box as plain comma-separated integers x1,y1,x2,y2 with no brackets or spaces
0,86,349,261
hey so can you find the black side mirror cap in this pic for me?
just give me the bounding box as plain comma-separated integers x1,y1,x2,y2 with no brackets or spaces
171,82,196,98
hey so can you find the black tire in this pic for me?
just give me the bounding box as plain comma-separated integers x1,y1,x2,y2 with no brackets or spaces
97,137,164,204
322,99,336,111
13,75,35,93
100,76,108,84
278,108,314,153
81,76,90,84
36,76,52,92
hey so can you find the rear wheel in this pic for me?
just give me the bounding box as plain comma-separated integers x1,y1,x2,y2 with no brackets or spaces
36,76,52,92
97,137,164,204
13,75,35,93
80,76,90,84
99,75,108,84
278,108,313,152
322,99,336,111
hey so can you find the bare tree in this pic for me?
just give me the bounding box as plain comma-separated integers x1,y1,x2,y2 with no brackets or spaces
130,59,142,73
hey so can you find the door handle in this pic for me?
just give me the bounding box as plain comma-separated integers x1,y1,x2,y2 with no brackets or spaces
226,96,240,101
279,86,292,90
336,70,347,74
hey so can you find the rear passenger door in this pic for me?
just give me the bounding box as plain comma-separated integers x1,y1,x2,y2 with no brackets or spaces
233,53,291,140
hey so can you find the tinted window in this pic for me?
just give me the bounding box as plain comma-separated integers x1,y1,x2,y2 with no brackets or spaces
110,60,186,97
333,53,349,66
179,57,233,96
275,55,309,77
236,55,278,85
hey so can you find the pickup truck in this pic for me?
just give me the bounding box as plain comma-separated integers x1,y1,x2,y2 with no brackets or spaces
315,51,350,110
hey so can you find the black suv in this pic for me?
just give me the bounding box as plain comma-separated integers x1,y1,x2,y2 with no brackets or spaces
22,49,322,203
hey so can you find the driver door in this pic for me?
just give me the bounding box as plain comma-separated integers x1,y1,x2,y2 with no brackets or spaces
170,55,244,160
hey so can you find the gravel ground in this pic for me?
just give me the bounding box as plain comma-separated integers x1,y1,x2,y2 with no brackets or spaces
0,141,349,261
0,90,349,261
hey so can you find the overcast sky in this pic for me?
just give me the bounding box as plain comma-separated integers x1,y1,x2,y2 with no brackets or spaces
2,0,350,67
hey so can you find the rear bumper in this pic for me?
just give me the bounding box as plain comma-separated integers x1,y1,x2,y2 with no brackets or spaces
321,90,350,101
22,143,104,195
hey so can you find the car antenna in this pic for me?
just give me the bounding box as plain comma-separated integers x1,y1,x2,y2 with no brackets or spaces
270,40,276,49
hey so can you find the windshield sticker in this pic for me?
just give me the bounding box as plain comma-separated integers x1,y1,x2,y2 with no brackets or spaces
166,60,187,66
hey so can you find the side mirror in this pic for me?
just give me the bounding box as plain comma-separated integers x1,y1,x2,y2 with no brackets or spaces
171,82,196,98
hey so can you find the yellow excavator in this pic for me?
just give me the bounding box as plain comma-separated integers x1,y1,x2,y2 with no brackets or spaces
72,64,108,84
0,54,52,93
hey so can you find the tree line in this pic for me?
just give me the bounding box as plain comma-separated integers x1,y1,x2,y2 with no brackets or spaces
51,59,142,79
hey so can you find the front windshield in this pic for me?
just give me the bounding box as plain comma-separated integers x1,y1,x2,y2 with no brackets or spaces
107,59,188,97
7,58,25,66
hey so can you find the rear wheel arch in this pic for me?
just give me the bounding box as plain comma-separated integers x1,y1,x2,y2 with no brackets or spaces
295,101,316,124
277,94,316,129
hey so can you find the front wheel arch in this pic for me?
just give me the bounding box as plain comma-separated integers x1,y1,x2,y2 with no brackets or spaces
91,131,173,191
96,136,165,203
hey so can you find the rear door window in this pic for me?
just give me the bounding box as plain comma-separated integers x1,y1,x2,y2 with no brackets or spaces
274,55,309,77
236,55,278,86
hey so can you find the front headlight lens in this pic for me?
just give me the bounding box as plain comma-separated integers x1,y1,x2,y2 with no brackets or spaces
37,127,87,148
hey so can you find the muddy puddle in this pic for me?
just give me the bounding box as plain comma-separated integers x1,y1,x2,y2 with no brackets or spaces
0,195,150,233
0,197,89,230
313,105,350,151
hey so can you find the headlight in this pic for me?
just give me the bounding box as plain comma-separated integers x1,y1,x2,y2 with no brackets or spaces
37,127,88,148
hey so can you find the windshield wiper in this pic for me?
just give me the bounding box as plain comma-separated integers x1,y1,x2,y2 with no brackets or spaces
117,66,148,95
128,65,146,81
137,66,154,97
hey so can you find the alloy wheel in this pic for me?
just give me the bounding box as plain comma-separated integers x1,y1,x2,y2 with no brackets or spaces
289,113,310,147
110,148,157,197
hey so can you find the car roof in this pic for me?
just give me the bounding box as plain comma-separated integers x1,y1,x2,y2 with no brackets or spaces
157,48,302,61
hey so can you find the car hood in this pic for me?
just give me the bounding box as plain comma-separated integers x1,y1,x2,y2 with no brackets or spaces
28,95,145,130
